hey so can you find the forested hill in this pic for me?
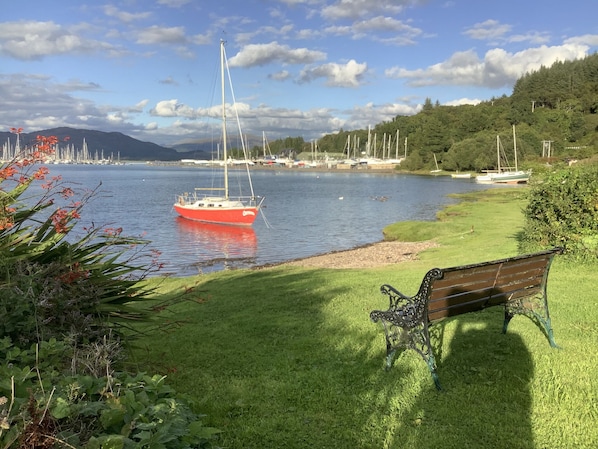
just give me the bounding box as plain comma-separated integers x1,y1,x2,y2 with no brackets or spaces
512,54,598,113
309,52,598,172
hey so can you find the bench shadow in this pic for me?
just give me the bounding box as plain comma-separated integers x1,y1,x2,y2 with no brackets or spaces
395,313,535,448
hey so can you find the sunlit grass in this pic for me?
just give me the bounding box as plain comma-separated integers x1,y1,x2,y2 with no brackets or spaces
136,188,597,448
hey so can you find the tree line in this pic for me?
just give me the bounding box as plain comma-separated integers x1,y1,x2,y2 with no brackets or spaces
265,53,598,172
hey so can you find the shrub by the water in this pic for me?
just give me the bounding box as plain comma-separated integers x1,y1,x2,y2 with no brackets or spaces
520,161,598,261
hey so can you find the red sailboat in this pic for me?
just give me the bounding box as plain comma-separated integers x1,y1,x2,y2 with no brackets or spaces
174,40,264,226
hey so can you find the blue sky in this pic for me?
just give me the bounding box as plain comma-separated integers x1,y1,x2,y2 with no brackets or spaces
1,0,596,146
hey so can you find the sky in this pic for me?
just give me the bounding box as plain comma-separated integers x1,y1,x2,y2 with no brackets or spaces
1,0,597,147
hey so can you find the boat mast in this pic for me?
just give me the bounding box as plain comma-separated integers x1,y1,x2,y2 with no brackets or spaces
221,40,229,199
513,124,518,171
497,135,501,173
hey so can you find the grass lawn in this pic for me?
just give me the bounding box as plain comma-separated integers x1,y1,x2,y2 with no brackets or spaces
134,188,598,449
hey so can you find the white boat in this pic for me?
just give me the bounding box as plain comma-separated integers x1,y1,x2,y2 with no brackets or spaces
476,126,529,184
174,40,264,226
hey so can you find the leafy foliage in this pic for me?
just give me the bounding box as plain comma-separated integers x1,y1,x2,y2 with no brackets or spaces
0,136,159,345
0,133,218,448
0,338,219,448
520,161,598,261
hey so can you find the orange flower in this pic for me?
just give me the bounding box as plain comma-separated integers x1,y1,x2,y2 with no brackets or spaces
0,166,17,180
33,167,49,180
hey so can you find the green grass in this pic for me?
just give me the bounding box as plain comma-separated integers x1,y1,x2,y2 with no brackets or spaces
135,187,598,448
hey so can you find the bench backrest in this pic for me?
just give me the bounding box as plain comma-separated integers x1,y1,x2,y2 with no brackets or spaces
427,249,560,322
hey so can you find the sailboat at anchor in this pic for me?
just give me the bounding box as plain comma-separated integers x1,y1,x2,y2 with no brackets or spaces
174,40,264,226
476,125,529,184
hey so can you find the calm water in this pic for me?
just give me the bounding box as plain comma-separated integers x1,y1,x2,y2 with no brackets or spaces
42,164,496,277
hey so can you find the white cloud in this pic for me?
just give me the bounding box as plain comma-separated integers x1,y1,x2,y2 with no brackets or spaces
464,19,550,46
135,26,188,45
385,43,590,89
298,60,368,87
321,0,406,21
269,70,292,81
0,20,120,60
228,42,326,67
156,0,191,7
344,101,421,130
150,100,196,118
324,16,422,44
130,100,149,112
235,24,295,45
159,77,179,86
464,19,512,41
0,73,146,135
564,34,598,46
444,98,482,106
103,5,152,23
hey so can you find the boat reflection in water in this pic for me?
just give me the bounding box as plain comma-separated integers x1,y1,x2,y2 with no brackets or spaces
175,218,258,273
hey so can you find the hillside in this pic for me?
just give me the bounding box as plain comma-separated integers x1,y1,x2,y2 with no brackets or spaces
0,127,266,162
0,127,181,161
275,53,598,172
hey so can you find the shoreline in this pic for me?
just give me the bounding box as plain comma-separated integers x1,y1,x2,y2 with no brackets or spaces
151,160,430,176
255,239,440,269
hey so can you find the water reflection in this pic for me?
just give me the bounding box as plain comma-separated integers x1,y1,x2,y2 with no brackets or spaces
175,218,257,273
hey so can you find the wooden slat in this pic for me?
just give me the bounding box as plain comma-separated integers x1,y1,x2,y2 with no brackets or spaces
425,251,555,322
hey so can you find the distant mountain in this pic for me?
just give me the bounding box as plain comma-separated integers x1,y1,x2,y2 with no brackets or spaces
0,127,181,161
0,127,265,161
171,134,263,160
170,141,219,160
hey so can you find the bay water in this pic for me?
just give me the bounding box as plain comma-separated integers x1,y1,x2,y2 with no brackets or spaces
44,164,496,277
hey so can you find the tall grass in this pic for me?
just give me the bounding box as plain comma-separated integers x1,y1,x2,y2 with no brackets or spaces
136,187,597,448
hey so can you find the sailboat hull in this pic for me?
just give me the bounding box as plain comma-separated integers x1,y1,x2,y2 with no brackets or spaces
174,197,258,226
475,172,529,184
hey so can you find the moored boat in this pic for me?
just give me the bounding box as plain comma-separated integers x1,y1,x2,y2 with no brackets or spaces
174,40,264,226
476,126,529,184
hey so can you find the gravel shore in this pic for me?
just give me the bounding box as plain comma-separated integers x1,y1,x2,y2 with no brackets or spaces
265,240,439,269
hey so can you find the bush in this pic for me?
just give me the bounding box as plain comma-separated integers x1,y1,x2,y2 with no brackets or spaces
0,134,162,345
520,161,598,261
0,132,218,448
0,338,219,448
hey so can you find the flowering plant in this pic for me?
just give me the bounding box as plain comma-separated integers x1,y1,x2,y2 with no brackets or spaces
0,130,162,344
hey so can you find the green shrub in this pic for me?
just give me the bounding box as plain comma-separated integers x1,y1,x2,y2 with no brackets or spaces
0,338,219,448
520,161,598,261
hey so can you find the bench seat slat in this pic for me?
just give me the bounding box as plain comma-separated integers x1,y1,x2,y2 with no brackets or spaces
430,274,545,300
428,286,543,320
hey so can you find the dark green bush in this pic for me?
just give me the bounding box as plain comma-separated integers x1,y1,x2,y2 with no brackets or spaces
520,161,598,261
0,338,219,448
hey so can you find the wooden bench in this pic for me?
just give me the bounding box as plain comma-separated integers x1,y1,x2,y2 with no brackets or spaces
370,248,562,390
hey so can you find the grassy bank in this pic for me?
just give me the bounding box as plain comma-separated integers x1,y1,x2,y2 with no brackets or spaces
135,188,597,449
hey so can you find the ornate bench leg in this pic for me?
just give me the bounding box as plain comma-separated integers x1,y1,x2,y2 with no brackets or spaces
428,358,442,391
413,324,442,390
503,301,560,349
